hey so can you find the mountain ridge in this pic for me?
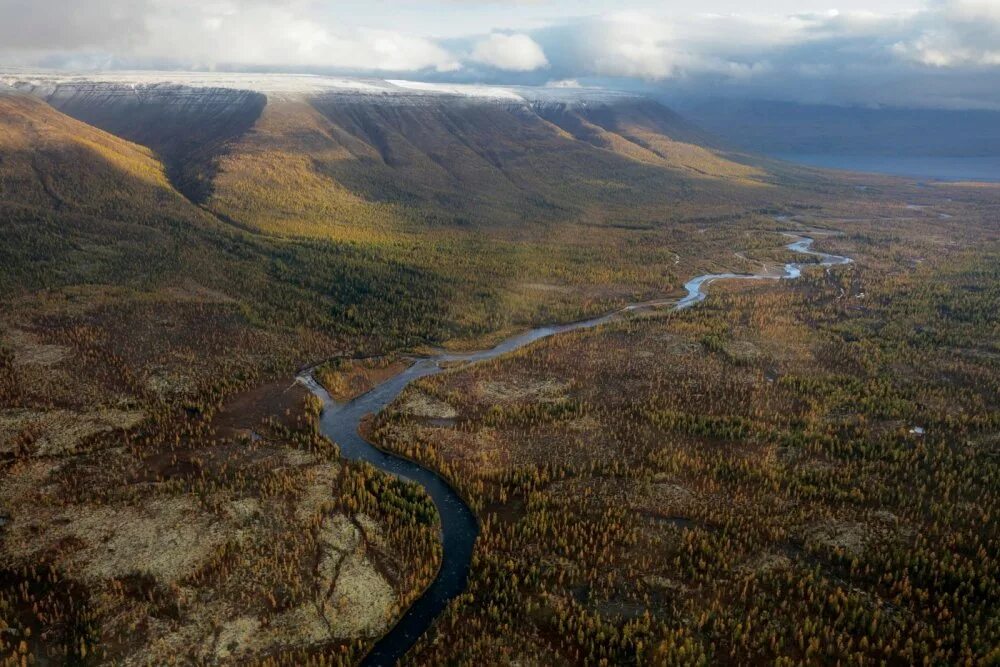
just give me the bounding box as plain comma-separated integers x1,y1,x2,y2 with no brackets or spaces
4,71,777,240
2,71,645,108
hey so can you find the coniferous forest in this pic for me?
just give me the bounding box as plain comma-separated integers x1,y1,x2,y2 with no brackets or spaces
0,80,997,666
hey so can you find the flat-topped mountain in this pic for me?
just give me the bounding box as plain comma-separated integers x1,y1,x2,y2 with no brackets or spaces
2,71,771,225
2,71,644,106
0,71,810,360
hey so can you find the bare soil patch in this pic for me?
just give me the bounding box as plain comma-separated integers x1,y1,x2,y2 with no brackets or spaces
3,495,226,583
0,407,145,456
475,377,570,403
398,389,459,419
3,328,70,367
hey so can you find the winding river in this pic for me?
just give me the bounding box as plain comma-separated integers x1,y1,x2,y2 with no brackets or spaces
298,234,852,666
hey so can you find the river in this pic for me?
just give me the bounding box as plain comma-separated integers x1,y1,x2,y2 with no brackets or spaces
298,234,853,666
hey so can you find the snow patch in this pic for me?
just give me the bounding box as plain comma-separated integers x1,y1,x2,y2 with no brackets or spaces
1,69,643,108
386,79,524,101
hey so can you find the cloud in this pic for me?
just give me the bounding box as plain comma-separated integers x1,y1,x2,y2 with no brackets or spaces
525,2,1000,108
1,0,999,108
0,0,460,72
546,78,581,88
470,33,548,71
145,2,462,72
0,0,150,51
891,1,1000,67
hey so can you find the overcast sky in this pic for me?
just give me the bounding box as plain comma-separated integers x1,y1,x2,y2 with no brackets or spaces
2,0,999,109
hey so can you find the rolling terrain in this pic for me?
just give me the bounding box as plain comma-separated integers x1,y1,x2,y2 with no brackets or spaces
1,72,996,665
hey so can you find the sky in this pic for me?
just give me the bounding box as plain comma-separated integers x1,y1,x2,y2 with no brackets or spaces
2,0,999,109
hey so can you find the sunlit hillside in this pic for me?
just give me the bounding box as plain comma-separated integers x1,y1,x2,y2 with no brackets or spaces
12,76,782,241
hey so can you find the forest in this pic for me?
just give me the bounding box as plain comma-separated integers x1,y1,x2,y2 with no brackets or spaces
1,86,997,665
370,186,999,665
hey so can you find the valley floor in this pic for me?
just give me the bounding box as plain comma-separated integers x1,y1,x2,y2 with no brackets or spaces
369,189,999,665
1,83,997,665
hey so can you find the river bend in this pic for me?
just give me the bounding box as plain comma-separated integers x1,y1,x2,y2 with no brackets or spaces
298,234,852,665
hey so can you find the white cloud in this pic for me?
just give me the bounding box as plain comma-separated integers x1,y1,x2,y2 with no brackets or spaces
536,3,1000,80
526,2,1000,107
147,3,461,71
891,0,1000,67
546,78,581,88
470,33,548,71
0,0,150,51
1,0,999,108
0,0,461,72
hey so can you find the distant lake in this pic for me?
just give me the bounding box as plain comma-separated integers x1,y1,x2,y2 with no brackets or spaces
773,154,1000,182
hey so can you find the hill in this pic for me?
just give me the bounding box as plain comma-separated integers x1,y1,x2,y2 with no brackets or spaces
0,91,227,291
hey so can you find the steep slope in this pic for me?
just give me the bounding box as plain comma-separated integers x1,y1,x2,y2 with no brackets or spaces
0,92,221,291
11,80,265,202
537,99,765,179
0,91,459,350
254,85,774,234
204,98,406,240
4,74,779,241
0,92,175,212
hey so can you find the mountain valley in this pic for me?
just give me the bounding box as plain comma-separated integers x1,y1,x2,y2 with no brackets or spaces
0,72,997,666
